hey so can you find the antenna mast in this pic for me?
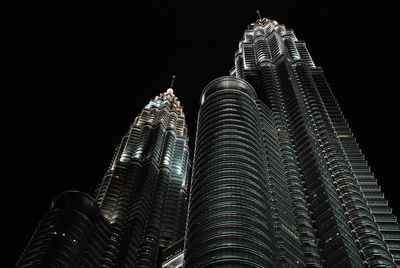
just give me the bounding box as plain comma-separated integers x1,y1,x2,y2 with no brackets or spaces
256,10,262,20
170,75,176,88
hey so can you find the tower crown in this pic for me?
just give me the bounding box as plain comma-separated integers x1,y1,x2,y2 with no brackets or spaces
145,88,181,110
136,87,187,138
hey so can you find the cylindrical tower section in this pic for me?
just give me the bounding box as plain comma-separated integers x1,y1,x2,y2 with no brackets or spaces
282,36,301,62
185,77,275,267
17,191,111,267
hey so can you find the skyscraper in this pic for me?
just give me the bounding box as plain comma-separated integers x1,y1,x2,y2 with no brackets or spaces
95,87,190,267
17,87,190,267
185,17,400,267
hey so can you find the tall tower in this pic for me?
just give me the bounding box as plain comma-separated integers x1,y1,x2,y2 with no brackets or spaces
185,17,400,268
185,77,280,267
95,86,190,267
17,87,190,268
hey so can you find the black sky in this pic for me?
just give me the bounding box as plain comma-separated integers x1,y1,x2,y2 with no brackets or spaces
10,1,399,265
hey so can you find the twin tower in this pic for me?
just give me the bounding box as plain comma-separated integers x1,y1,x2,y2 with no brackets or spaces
18,18,400,268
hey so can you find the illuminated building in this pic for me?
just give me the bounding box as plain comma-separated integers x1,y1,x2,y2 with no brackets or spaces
185,17,400,268
96,86,190,267
16,191,112,267
17,14,400,268
17,87,190,267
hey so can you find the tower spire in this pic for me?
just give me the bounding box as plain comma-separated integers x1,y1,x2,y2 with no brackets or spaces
170,74,176,88
256,10,262,20
166,75,176,95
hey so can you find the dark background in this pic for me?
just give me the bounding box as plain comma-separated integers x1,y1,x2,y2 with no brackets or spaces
10,1,398,265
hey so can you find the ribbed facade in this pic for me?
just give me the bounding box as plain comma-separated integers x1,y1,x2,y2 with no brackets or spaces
17,15,399,268
94,88,190,267
186,77,276,267
17,88,190,267
185,17,400,268
17,191,112,267
235,17,399,267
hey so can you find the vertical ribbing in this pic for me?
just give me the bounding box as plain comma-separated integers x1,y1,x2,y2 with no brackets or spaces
230,17,399,267
185,77,275,267
17,191,112,267
293,62,394,266
277,60,364,268
311,68,400,267
257,62,322,267
93,89,190,267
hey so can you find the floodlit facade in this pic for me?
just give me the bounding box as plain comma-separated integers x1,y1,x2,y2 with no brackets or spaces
186,77,281,267
185,18,400,268
17,15,400,268
96,87,190,267
17,87,190,267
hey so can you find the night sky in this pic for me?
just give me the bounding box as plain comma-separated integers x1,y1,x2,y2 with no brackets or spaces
11,1,398,265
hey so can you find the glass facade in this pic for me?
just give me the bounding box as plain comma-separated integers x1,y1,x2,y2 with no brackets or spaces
17,88,190,268
17,15,400,268
185,17,400,268
17,191,112,267
94,88,190,267
185,77,276,267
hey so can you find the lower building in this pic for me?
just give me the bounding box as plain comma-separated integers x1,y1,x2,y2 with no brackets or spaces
17,191,112,267
17,87,190,268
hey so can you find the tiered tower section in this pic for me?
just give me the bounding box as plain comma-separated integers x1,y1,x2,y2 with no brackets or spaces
95,88,190,267
185,17,400,268
18,88,190,268
230,17,400,267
